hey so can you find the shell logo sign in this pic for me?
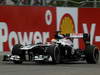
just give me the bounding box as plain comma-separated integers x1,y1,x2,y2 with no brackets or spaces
60,14,75,34
56,8,79,49
56,8,78,34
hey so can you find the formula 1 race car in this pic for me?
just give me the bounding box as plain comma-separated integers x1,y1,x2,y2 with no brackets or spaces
3,32,99,64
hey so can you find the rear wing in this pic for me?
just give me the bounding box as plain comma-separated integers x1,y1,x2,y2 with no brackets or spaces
55,32,90,40
65,33,90,45
55,33,90,45
66,33,89,39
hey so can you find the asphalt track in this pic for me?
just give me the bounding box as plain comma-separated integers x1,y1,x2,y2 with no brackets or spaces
0,60,100,75
0,52,100,75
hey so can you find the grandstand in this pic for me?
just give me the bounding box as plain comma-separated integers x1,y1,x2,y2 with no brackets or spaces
0,0,100,7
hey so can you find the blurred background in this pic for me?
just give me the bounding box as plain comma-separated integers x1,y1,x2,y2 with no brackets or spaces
0,0,100,8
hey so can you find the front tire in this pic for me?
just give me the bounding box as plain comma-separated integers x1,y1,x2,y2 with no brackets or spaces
12,44,23,64
12,44,22,55
85,45,99,64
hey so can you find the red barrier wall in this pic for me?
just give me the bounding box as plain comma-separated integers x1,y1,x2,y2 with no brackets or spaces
0,6,56,52
78,8,100,48
0,6,100,52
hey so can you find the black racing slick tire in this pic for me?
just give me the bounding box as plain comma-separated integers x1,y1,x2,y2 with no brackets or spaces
85,45,99,64
47,45,61,64
12,44,23,64
12,44,22,55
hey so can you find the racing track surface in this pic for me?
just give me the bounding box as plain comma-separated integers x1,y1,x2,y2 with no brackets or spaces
0,60,100,75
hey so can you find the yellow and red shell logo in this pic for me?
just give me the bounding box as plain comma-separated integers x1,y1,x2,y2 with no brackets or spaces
60,14,75,34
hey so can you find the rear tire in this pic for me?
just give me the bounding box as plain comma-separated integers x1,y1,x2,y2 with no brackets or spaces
85,45,99,64
47,45,61,64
